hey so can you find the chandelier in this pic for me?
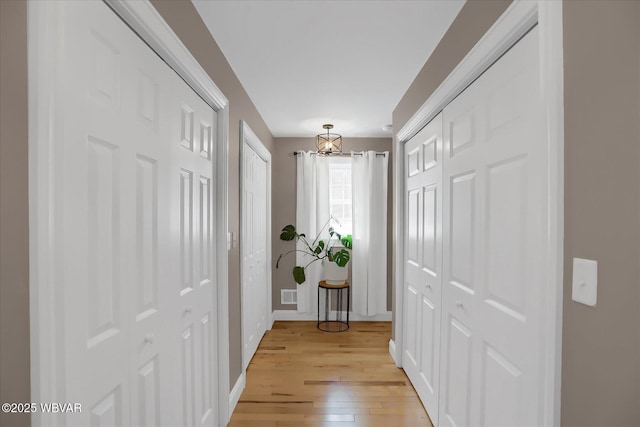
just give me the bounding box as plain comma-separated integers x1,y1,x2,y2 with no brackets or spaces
315,124,342,155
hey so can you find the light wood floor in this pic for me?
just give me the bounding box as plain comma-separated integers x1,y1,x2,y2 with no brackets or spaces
228,321,432,427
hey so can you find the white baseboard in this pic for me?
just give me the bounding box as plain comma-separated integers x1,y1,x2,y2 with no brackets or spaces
268,310,275,330
229,371,245,416
272,310,392,322
389,339,401,367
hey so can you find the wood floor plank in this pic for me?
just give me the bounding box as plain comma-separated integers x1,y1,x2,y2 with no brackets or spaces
228,321,432,427
304,380,407,386
312,401,383,409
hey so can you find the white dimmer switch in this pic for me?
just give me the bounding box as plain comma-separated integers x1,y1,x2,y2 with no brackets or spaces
572,257,597,306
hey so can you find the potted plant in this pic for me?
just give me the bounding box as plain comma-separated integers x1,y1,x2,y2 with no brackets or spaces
276,217,353,285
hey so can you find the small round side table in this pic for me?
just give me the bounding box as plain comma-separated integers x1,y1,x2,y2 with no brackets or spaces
317,280,350,332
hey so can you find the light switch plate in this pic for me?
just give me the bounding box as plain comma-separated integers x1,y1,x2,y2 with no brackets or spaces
572,258,597,306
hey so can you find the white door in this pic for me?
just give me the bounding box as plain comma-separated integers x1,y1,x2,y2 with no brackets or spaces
58,2,217,426
439,26,544,426
402,113,443,423
242,143,268,369
168,64,219,427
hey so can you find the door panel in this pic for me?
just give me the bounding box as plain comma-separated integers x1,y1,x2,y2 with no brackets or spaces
486,156,528,316
137,357,161,427
135,155,159,322
402,113,443,424
180,169,194,293
181,326,196,427
422,186,437,272
449,172,475,292
86,137,120,347
439,26,543,426
62,4,137,424
482,345,522,426
443,317,472,427
90,389,122,426
419,296,436,389
169,72,218,427
200,177,212,284
59,2,218,426
405,285,419,365
199,312,214,422
407,189,420,264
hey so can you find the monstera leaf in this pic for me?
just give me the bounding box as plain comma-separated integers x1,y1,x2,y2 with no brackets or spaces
279,224,297,241
292,266,306,284
332,249,351,267
340,235,353,250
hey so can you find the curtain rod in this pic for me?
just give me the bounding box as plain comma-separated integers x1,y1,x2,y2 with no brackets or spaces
293,151,388,157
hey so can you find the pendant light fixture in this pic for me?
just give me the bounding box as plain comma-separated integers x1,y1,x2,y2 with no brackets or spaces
315,124,342,155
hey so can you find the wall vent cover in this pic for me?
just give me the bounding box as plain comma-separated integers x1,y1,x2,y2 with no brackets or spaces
281,289,297,305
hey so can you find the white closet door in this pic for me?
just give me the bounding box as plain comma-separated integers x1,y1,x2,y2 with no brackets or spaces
61,4,132,424
242,144,268,369
402,113,443,423
168,73,218,427
439,26,543,427
59,2,217,426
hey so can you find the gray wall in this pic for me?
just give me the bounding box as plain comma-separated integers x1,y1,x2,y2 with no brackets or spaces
272,138,393,311
393,0,640,425
0,1,30,427
561,2,640,425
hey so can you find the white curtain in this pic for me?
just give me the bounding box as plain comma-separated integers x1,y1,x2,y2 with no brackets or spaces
351,151,389,316
295,152,330,313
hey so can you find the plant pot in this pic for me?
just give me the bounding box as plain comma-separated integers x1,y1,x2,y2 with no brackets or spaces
323,259,348,285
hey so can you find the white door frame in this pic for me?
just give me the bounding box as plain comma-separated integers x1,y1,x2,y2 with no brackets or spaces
27,1,231,425
392,1,564,426
240,120,273,371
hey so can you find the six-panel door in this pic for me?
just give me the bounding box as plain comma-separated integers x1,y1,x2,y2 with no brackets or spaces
60,2,218,425
242,143,268,369
439,26,543,427
403,113,444,423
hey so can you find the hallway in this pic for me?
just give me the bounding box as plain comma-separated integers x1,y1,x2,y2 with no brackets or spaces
228,322,431,426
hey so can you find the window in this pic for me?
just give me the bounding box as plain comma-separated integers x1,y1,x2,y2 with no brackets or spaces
328,158,352,235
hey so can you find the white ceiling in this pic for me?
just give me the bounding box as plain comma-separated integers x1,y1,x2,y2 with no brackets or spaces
192,0,465,138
